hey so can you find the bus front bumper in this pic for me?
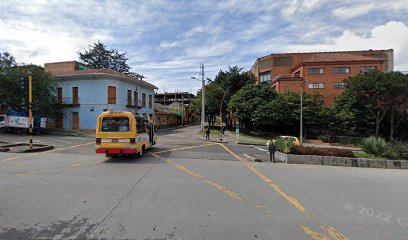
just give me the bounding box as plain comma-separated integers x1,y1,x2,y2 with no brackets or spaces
96,148,138,154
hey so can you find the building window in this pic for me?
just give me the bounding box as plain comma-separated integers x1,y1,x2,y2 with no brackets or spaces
308,68,324,74
142,93,146,107
333,82,345,89
108,86,116,104
333,67,350,74
127,90,132,105
308,83,325,89
149,95,152,108
258,59,272,70
57,87,62,104
72,87,79,104
259,71,271,83
273,56,293,67
134,91,138,107
360,66,377,73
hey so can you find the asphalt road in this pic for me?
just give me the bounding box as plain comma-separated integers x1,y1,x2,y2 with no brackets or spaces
0,126,407,240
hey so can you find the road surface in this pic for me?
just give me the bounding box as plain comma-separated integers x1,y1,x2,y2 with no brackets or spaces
0,126,407,239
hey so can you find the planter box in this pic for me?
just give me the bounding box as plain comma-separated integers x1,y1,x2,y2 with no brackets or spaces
276,151,408,169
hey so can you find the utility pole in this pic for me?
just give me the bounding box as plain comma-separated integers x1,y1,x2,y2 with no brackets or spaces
201,62,205,138
181,94,184,127
300,81,303,145
28,74,33,149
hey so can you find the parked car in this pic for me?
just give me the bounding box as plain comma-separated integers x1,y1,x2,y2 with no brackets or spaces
266,136,300,147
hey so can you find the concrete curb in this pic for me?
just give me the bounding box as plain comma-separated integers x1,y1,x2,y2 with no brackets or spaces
243,153,262,162
275,151,408,169
0,147,9,152
0,143,54,153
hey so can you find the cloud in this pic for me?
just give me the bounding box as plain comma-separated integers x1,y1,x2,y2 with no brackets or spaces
0,0,407,93
286,21,408,70
331,0,408,20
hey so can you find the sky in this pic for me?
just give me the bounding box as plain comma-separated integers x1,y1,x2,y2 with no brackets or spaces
1,0,408,94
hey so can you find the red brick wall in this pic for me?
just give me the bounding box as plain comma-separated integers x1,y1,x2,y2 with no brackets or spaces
44,61,79,75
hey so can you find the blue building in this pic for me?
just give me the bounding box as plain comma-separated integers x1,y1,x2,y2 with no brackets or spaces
45,61,157,130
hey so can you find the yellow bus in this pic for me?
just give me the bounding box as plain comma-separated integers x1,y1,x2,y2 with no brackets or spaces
95,111,156,157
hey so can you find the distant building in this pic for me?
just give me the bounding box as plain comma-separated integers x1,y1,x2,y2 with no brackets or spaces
45,61,157,130
250,49,393,105
155,92,195,106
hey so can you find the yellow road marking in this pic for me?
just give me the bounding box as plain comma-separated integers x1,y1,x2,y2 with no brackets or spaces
204,180,242,201
301,225,330,240
69,160,104,168
15,169,49,176
322,226,349,240
219,143,349,240
149,152,277,220
152,143,216,154
219,143,305,212
150,152,247,203
1,142,94,162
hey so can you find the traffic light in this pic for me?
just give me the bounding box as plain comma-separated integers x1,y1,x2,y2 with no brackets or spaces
20,76,28,111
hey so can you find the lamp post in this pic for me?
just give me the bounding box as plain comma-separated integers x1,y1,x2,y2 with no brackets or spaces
191,62,205,138
300,79,309,145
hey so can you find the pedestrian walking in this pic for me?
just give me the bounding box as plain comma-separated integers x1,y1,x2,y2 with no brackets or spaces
205,127,210,140
269,141,276,162
221,126,226,135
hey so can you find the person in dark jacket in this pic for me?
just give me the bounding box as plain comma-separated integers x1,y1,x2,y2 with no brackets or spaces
269,141,276,162
205,127,210,140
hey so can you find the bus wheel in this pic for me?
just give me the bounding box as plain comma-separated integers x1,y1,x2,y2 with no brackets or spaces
138,146,145,158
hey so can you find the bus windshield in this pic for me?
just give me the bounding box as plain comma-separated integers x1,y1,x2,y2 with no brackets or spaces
101,117,130,132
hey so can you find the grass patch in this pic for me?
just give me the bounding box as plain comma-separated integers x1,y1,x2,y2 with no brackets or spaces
353,151,387,160
235,131,273,141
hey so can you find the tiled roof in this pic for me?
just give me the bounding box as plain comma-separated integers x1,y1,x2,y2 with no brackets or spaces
303,53,383,63
56,68,158,90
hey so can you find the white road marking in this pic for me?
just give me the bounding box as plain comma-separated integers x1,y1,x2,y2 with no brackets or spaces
254,147,268,152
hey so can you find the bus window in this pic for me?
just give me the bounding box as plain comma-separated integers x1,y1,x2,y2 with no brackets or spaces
101,117,130,132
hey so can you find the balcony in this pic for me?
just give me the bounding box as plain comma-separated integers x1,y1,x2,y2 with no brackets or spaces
126,99,145,109
59,97,80,107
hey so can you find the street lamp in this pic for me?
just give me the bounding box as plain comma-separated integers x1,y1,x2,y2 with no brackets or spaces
191,63,205,138
300,79,309,145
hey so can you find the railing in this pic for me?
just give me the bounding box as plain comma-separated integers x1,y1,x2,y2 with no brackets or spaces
59,97,80,106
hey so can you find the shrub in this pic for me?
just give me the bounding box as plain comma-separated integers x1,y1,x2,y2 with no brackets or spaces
358,136,392,157
275,138,295,153
390,142,408,160
317,134,330,143
290,145,354,157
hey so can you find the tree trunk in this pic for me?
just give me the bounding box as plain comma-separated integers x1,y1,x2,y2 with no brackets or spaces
390,110,394,140
375,111,380,137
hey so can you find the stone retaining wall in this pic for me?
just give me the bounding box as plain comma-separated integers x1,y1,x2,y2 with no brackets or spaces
275,151,408,169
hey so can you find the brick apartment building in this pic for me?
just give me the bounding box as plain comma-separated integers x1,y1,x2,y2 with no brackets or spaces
250,49,394,105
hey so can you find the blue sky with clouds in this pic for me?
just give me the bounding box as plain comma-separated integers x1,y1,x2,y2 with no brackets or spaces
1,0,408,93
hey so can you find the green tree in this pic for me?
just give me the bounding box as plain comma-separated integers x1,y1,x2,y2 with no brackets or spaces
252,95,289,126
338,70,407,137
0,61,61,117
191,83,224,126
387,72,408,139
191,65,255,127
228,85,278,127
78,41,134,75
212,65,256,95
0,52,16,74
280,92,327,131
